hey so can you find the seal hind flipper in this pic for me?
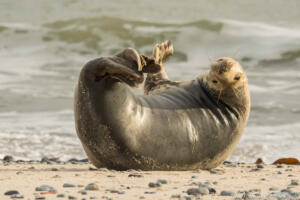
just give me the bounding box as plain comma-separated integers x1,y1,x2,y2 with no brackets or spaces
84,48,146,88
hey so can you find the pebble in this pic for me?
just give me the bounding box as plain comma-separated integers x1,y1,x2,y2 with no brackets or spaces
63,183,76,188
3,155,14,162
68,195,77,199
35,185,55,192
198,186,209,195
11,194,24,199
35,196,46,200
212,181,218,185
78,190,87,195
220,190,235,196
4,190,20,195
128,173,143,178
107,175,115,178
51,168,58,171
291,179,299,185
85,183,99,191
148,182,161,188
277,171,282,174
187,188,201,196
57,194,65,198
209,169,225,175
208,187,216,194
191,176,197,179
157,179,168,184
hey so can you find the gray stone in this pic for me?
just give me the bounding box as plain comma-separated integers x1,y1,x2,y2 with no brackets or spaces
198,186,209,195
85,183,99,191
128,174,143,178
35,196,46,200
157,179,168,184
209,187,216,194
291,179,299,185
78,190,87,195
68,195,77,199
57,194,65,198
11,194,24,199
35,185,55,192
63,183,76,188
220,190,235,196
4,190,19,195
187,188,203,196
148,182,161,188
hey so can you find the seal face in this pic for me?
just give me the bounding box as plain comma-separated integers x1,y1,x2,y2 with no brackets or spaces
74,41,250,170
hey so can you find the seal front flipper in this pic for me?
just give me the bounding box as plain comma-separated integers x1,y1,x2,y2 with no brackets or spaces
144,40,181,95
82,48,146,88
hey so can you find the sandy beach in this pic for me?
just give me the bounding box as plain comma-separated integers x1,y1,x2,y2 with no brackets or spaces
1,160,299,200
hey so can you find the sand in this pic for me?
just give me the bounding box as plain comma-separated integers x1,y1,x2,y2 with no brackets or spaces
0,162,299,200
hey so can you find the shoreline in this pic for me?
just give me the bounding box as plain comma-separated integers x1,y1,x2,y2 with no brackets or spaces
0,161,299,200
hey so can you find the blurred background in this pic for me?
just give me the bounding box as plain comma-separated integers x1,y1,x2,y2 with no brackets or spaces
0,0,299,163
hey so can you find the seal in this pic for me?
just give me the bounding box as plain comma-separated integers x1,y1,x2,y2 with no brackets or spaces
74,41,250,170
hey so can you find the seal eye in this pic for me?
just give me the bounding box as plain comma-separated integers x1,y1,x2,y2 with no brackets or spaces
212,80,218,84
234,76,240,81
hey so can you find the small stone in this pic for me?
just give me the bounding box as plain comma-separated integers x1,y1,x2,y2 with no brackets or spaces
68,195,77,199
148,182,161,188
63,183,76,188
35,185,55,192
85,183,99,191
276,164,283,168
191,176,197,179
11,194,24,199
183,196,192,200
128,174,143,178
3,155,14,162
209,187,216,194
118,191,125,194
16,171,23,175
51,168,58,171
35,196,46,200
209,169,225,175
57,194,65,198
107,175,115,178
78,190,87,195
157,179,168,184
291,179,299,185
277,171,282,174
220,190,235,196
198,186,209,195
187,188,201,196
4,190,19,195
212,181,218,185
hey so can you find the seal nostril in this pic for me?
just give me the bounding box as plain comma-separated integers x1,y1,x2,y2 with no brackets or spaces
212,80,218,84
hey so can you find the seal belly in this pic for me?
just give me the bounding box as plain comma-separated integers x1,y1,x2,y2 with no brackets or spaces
81,76,242,169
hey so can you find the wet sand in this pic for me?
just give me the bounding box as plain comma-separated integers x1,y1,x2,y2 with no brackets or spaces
0,161,299,200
